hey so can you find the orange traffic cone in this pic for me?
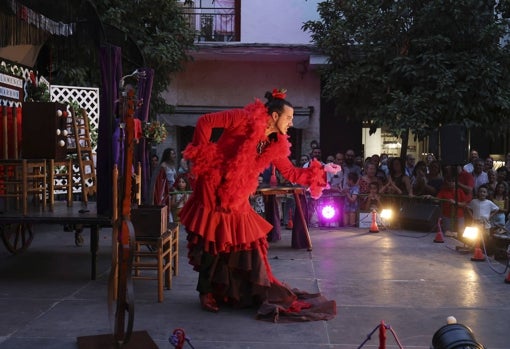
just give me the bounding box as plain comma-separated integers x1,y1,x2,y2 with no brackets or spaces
286,208,293,229
369,210,379,233
434,217,445,243
471,239,486,261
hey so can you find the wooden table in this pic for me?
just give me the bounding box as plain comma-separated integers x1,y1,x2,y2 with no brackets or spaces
256,185,312,251
0,201,111,279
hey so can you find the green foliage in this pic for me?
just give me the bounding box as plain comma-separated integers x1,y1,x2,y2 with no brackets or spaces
303,0,510,140
44,0,195,118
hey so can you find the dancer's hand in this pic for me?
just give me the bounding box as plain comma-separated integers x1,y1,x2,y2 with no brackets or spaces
324,163,341,174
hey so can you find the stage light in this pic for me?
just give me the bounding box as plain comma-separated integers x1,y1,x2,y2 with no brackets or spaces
461,226,486,261
431,318,485,349
317,196,340,227
380,208,392,220
321,205,336,220
462,226,479,240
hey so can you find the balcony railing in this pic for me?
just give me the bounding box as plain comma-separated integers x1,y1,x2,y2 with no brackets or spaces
180,0,240,42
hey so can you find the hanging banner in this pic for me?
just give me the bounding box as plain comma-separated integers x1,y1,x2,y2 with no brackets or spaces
0,72,24,104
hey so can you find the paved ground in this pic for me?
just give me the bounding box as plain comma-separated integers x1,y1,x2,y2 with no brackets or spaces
0,222,509,349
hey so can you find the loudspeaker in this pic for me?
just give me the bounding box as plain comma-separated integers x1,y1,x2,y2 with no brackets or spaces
440,124,468,166
400,201,440,232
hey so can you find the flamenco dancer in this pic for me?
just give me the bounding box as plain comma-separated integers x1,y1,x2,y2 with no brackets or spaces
180,88,339,321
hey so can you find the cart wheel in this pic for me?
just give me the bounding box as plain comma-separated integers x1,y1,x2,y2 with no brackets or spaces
1,223,34,254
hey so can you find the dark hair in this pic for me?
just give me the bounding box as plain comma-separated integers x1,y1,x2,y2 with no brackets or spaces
348,172,359,183
264,91,293,115
160,148,176,164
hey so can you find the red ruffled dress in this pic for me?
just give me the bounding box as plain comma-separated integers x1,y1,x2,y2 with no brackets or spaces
180,100,336,322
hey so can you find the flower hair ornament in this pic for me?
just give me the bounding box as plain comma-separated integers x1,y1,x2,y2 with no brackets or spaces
272,88,287,99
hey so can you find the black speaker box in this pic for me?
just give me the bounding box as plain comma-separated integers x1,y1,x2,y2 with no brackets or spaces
440,124,468,166
400,202,440,232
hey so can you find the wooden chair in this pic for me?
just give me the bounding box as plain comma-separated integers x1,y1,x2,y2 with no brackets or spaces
48,158,73,209
168,222,179,277
0,159,47,215
132,223,179,302
133,161,142,205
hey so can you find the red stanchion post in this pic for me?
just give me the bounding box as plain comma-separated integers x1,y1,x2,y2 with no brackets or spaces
378,320,386,349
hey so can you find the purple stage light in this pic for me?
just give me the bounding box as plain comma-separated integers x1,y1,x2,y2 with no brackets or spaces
320,204,337,220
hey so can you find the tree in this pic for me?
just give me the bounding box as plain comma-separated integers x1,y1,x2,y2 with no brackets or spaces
303,0,510,157
37,0,195,118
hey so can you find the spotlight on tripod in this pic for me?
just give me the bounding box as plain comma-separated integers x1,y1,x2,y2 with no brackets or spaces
431,316,485,349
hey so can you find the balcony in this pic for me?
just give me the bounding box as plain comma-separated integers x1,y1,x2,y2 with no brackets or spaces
180,0,240,43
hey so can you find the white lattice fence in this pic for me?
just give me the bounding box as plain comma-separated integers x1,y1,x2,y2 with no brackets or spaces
50,85,100,193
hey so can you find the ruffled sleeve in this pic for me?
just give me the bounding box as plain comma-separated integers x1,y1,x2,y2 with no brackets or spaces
273,157,327,199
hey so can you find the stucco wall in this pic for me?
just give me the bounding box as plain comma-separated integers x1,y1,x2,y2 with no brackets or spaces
161,59,321,156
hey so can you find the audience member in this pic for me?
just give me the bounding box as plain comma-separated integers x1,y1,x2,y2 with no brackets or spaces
342,149,362,188
150,154,159,173
371,154,380,168
354,155,364,169
466,184,499,236
486,169,498,198
160,147,178,190
424,153,436,174
411,160,436,196
379,153,389,175
335,152,345,168
484,156,494,173
490,181,508,226
500,152,510,182
362,181,382,212
463,149,479,174
304,148,324,167
380,157,413,196
342,172,359,227
426,160,443,195
359,161,382,195
299,154,310,167
404,154,416,178
472,158,489,193
170,174,191,223
178,157,189,174
434,177,469,234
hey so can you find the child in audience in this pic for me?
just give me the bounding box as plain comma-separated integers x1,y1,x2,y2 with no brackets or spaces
343,172,359,227
171,175,191,223
466,184,499,236
362,181,382,212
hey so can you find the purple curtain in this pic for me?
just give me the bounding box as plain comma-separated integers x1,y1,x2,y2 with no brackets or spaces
97,44,122,215
134,68,154,203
